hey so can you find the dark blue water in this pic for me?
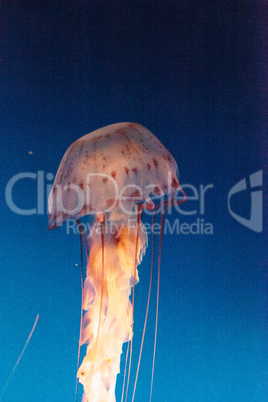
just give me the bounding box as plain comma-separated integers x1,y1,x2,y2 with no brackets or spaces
1,2,266,401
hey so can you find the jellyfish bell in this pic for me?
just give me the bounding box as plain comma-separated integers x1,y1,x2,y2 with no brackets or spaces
48,122,185,402
48,122,180,230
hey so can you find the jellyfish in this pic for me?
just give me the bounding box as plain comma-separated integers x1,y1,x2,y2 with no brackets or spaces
47,122,186,402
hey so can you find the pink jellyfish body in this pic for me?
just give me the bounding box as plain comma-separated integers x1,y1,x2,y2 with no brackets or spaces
48,122,185,402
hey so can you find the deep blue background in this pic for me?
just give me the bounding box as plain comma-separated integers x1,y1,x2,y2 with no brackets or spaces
1,1,267,401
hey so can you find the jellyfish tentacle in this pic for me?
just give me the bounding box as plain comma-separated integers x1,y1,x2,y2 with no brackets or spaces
149,204,165,402
121,340,130,402
75,220,85,402
150,192,187,402
0,315,39,401
124,205,143,402
76,219,89,260
131,201,162,401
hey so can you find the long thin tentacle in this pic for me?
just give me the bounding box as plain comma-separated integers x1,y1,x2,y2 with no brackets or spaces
121,340,130,402
149,206,165,402
150,189,187,401
76,219,89,260
75,220,86,402
124,205,143,402
132,202,163,401
0,315,39,401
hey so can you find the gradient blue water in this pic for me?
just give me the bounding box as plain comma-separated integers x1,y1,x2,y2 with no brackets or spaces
1,2,266,401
